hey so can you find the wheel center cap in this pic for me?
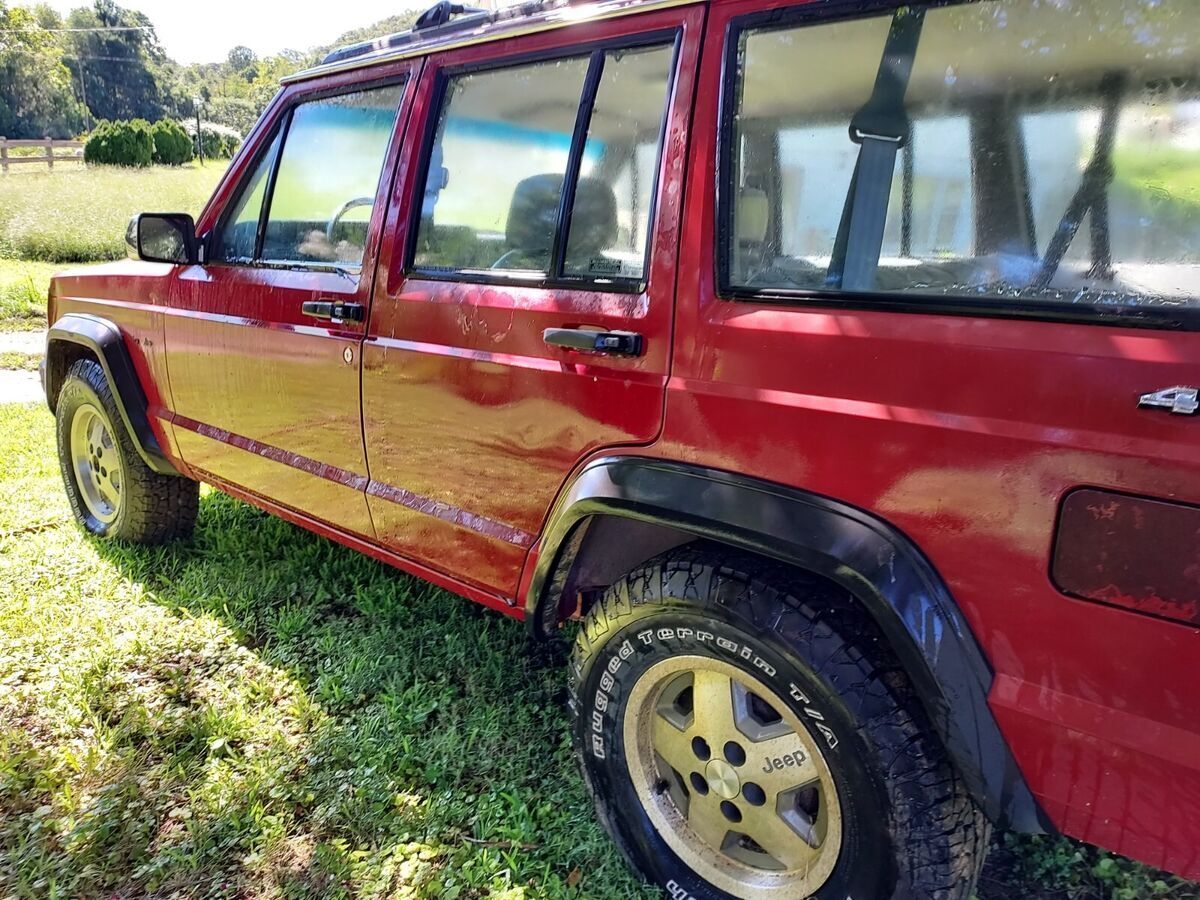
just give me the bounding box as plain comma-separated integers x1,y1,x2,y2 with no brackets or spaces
705,759,740,800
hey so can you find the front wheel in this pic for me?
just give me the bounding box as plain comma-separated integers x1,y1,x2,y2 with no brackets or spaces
55,358,198,543
569,545,988,899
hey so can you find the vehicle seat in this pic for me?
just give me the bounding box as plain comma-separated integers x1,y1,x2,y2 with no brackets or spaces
502,173,616,271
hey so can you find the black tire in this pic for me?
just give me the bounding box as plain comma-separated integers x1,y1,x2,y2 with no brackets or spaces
55,358,198,543
569,544,989,900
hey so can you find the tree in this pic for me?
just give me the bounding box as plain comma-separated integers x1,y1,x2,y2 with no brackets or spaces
0,2,85,138
226,45,255,74
65,0,167,123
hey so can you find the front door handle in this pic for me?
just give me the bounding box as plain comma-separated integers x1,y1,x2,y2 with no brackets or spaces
1138,386,1199,416
301,300,365,323
543,327,643,357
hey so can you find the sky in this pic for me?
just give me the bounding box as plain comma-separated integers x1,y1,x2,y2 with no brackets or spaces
43,0,430,64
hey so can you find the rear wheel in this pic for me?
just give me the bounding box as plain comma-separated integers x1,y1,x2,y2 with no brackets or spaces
569,544,988,899
55,358,198,543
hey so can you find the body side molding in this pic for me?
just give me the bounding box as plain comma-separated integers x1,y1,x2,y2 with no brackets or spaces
527,455,1047,832
45,313,180,476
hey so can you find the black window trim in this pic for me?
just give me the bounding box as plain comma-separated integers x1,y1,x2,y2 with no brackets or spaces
404,28,682,296
714,0,1200,332
208,73,411,278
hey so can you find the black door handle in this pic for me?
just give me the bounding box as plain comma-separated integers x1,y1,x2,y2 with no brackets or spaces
301,300,365,323
543,327,643,357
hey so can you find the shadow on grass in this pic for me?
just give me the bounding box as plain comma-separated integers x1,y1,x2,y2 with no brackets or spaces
73,490,651,899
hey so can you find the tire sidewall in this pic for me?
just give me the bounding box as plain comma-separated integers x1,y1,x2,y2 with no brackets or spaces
56,365,127,539
573,602,896,900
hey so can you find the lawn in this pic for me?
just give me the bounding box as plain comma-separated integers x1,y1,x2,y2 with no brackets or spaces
0,260,69,331
0,163,227,331
0,163,227,263
1,401,1196,899
0,402,653,899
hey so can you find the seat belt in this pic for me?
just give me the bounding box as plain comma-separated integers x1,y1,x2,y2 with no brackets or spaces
1033,73,1124,290
827,9,925,292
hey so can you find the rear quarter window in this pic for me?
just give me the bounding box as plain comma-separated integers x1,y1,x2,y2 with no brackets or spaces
722,0,1200,323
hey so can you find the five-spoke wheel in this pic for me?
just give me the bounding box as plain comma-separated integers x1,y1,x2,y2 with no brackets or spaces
69,403,123,524
624,657,841,895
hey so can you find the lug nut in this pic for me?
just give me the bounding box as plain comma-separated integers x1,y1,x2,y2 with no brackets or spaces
720,801,742,823
689,772,709,795
692,737,711,761
724,741,746,766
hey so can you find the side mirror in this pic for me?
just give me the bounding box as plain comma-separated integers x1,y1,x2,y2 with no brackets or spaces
126,213,198,265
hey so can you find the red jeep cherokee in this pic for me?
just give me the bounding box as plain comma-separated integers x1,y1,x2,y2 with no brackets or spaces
42,0,1200,896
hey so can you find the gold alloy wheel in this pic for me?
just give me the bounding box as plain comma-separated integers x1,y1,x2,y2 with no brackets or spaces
70,403,123,525
623,656,842,898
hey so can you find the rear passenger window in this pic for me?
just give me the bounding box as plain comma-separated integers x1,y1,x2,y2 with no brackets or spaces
414,39,676,286
564,45,675,281
415,57,590,276
724,0,1200,318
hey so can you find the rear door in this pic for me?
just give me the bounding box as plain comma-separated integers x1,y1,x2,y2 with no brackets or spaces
165,64,418,536
362,6,704,599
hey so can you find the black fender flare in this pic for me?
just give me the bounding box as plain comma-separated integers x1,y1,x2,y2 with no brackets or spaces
527,455,1048,832
45,313,180,476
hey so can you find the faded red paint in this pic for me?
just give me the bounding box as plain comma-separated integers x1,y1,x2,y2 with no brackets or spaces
44,0,1200,882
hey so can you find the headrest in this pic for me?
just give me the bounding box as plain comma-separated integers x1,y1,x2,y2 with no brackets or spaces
737,188,769,244
506,173,617,259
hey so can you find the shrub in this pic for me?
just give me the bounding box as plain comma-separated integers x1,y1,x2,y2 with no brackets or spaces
198,127,241,160
150,119,194,166
84,119,154,168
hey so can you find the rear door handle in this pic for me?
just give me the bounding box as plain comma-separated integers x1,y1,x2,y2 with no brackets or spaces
1138,386,1199,416
301,300,365,323
543,327,643,357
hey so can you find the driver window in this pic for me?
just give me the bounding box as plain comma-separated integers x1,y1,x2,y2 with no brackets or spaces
215,83,402,270
263,84,402,268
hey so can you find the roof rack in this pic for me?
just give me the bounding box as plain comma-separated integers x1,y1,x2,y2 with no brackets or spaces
321,0,567,66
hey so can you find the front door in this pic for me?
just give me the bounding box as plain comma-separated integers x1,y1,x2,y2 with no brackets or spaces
165,66,418,536
362,6,704,599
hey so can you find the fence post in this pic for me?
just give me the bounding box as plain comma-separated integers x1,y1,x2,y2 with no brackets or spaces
0,138,7,174
46,137,54,171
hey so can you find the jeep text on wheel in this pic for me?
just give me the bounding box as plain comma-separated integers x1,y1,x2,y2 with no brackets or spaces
42,1,1200,897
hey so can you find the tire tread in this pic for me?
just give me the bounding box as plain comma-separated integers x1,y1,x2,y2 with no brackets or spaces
569,542,989,900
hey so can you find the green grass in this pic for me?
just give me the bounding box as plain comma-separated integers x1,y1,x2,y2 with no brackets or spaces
0,163,227,263
0,401,1196,899
0,350,39,371
0,403,654,899
0,260,68,329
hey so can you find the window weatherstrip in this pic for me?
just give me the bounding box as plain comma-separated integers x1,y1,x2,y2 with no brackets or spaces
551,50,606,280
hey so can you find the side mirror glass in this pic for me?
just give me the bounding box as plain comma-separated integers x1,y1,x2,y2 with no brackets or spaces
127,213,197,265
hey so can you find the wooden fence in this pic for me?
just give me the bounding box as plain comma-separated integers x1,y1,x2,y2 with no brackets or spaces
0,138,85,172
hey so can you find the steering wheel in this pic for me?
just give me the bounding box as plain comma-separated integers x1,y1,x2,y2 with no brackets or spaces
326,197,375,241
